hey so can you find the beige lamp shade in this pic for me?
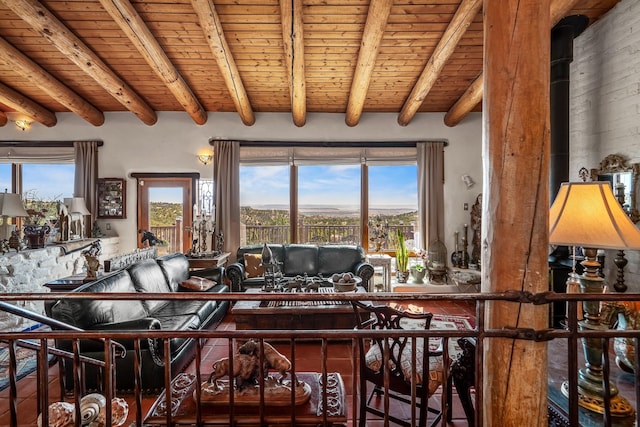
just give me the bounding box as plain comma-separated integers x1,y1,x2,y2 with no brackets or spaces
0,190,29,217
549,182,640,250
64,197,91,215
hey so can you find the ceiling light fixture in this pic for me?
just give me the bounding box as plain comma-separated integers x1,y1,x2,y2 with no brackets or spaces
14,119,32,131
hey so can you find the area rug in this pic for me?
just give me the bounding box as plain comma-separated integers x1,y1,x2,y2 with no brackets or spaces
0,325,54,391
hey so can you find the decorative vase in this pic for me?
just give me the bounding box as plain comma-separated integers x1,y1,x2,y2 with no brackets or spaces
23,224,51,249
396,270,410,283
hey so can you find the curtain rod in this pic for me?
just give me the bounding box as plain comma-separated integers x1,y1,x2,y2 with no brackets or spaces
0,141,104,147
209,140,448,148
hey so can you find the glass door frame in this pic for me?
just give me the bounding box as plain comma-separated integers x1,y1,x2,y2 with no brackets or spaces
132,172,199,252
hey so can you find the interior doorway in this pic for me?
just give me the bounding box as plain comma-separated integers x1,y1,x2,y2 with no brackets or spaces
133,173,198,255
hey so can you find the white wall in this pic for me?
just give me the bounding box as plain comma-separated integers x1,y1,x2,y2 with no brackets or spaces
2,111,483,257
570,0,640,290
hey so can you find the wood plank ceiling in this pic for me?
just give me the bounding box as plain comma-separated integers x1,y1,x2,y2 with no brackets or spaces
0,0,622,128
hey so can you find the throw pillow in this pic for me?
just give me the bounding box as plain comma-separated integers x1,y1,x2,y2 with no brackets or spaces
180,276,216,291
244,253,264,278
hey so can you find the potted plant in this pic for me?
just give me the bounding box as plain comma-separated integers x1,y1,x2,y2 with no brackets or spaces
410,264,426,284
395,229,409,283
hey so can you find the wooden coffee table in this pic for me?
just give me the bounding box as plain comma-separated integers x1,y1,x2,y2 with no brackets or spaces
232,287,365,330
143,371,346,426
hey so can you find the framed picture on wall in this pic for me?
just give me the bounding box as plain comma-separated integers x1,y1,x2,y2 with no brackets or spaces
97,178,126,219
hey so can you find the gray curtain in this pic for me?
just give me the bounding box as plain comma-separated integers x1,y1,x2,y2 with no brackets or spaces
417,142,445,250
213,140,240,261
74,141,99,237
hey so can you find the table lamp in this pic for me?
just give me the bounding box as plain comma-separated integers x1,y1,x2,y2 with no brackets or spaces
0,190,29,241
63,197,91,240
549,181,640,415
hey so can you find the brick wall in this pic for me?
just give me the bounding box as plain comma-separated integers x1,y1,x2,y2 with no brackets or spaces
570,0,640,291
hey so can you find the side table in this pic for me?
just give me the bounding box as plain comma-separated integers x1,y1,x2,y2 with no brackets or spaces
43,274,95,292
186,252,230,270
366,254,392,292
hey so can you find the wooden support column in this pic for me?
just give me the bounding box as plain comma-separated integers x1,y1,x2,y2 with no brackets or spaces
483,0,551,426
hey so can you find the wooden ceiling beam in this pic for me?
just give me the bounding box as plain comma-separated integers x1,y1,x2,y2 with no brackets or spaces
443,0,582,127
0,36,104,126
280,0,306,127
191,0,255,126
99,0,207,125
0,80,57,127
397,0,482,127
345,0,393,127
1,0,157,125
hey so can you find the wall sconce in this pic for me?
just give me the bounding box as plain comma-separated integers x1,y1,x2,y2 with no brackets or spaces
14,119,32,132
461,174,475,189
197,153,213,165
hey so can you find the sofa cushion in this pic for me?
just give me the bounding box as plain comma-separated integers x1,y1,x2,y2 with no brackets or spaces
244,253,263,278
127,259,171,312
50,270,148,328
157,253,191,292
318,245,365,276
282,244,319,276
155,300,218,324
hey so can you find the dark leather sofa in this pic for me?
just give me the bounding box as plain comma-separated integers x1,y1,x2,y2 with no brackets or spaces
226,244,374,292
46,252,229,392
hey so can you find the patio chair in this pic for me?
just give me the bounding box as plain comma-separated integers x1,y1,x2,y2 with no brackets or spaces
351,301,444,427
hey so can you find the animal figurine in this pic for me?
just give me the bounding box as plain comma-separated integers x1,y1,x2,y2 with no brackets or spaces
140,230,164,247
207,354,259,391
282,276,304,292
238,340,295,384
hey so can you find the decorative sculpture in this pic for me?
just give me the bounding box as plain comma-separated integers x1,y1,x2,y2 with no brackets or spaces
238,339,296,384
202,340,309,406
82,240,102,280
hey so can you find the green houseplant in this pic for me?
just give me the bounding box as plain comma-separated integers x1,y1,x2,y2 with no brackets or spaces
395,229,409,283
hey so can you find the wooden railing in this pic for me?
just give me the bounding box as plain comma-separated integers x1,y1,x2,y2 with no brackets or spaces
2,291,640,426
152,222,416,248
241,224,416,247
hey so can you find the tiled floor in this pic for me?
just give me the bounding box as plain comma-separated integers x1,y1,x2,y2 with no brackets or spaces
0,300,476,426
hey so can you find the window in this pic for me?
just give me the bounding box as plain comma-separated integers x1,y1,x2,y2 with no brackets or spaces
240,165,290,244
239,145,420,249
298,164,361,245
369,164,418,251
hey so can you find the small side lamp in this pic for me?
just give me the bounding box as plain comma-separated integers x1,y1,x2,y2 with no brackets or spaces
549,181,640,415
0,190,29,241
63,197,91,240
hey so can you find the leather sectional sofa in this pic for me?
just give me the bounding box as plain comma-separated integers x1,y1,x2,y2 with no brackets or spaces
226,244,374,292
47,252,229,392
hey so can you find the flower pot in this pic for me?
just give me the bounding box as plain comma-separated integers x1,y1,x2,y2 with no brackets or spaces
396,270,410,283
410,266,426,284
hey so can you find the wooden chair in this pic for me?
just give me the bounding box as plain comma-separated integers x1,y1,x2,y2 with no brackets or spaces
446,337,476,425
351,301,444,427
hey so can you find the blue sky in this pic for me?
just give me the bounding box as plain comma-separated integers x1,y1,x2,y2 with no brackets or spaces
240,164,418,208
1,163,418,208
0,164,75,200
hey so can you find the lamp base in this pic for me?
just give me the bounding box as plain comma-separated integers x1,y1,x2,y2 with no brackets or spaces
561,381,634,416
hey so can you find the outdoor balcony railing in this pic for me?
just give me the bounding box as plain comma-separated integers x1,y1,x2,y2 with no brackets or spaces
3,291,640,426
150,223,416,251
241,224,415,247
